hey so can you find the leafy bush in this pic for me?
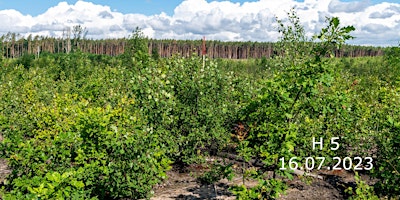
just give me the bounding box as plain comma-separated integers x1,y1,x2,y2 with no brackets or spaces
197,162,234,185
2,94,171,199
230,179,287,200
234,11,356,198
345,172,379,200
14,54,35,69
0,52,172,199
130,53,240,164
121,27,150,68
371,87,400,198
166,56,238,163
383,45,400,84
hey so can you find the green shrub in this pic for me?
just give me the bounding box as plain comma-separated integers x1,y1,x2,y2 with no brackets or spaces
14,54,35,69
130,54,239,164
0,49,176,199
372,87,400,198
345,172,379,200
234,11,356,199
2,93,171,199
166,56,237,163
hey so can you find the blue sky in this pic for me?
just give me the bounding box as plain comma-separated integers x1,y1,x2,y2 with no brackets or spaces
0,0,179,16
0,0,399,46
0,0,397,16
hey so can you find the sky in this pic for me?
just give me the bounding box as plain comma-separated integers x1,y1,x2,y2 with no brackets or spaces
0,0,399,46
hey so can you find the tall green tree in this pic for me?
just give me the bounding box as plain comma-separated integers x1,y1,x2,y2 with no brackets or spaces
231,10,355,199
121,27,149,67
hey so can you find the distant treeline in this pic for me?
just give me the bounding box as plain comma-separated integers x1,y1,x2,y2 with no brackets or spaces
0,33,385,59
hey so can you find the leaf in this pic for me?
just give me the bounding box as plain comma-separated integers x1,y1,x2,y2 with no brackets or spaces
110,125,118,133
343,26,355,33
285,113,293,119
388,116,394,125
331,17,340,28
71,180,85,189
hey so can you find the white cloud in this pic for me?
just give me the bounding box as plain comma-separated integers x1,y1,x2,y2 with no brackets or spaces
123,14,149,33
369,11,395,19
98,11,114,19
363,23,391,33
0,9,32,33
1,0,399,46
328,0,369,13
31,23,64,32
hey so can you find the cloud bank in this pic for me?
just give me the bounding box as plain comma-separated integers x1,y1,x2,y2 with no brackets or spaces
1,0,399,46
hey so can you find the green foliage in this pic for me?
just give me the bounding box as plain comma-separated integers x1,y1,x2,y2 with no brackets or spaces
314,17,355,59
197,162,234,185
130,54,239,164
0,12,398,200
0,55,172,199
371,87,400,198
384,45,400,66
0,38,242,198
217,58,269,78
383,45,400,83
2,93,171,199
345,172,379,200
2,170,92,200
235,10,356,198
151,47,160,60
332,46,400,199
230,179,287,200
276,8,310,66
14,53,35,69
122,27,150,67
166,56,237,163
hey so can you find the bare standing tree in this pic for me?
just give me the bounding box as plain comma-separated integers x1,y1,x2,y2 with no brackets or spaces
72,25,88,51
62,27,71,53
